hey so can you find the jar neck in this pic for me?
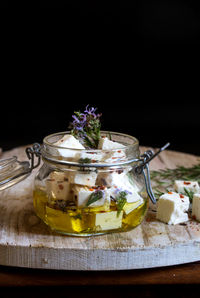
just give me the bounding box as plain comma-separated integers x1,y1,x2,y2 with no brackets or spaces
41,131,140,168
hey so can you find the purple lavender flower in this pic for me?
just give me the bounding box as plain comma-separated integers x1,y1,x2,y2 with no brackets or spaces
69,105,102,149
84,105,97,114
72,115,80,124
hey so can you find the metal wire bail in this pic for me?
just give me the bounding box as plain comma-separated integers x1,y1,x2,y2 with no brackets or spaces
135,143,170,204
26,143,41,170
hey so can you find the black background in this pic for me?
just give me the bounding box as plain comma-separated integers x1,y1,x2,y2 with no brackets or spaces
0,1,200,156
0,4,200,297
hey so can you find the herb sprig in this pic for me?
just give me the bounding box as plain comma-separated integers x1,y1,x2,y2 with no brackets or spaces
116,191,127,216
86,190,104,207
183,187,194,203
151,163,200,200
151,163,200,185
69,105,102,149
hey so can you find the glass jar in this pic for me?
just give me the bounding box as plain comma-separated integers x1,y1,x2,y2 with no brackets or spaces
33,131,151,236
0,131,169,237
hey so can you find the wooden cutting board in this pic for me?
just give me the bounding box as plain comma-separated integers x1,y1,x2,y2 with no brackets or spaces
0,145,200,271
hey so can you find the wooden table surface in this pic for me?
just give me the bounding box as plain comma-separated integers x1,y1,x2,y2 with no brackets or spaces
0,145,200,297
0,261,200,287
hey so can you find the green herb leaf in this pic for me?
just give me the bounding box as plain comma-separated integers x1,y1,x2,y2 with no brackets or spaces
151,163,200,201
78,158,92,164
116,191,127,216
183,187,194,203
73,214,82,220
86,190,103,207
151,163,200,186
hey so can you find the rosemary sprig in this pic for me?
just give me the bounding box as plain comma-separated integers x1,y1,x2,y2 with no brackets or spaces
116,191,127,216
151,163,200,185
183,187,194,203
69,105,102,149
73,214,82,220
78,158,92,164
151,163,200,199
86,190,104,207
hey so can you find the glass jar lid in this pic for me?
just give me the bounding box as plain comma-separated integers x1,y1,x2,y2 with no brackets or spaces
0,156,31,191
0,143,41,191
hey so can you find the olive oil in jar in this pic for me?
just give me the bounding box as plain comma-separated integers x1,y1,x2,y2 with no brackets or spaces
33,188,147,236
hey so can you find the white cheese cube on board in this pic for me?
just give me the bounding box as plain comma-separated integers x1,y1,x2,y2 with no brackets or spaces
174,180,200,194
156,192,190,225
95,211,123,231
54,135,85,159
192,193,200,222
69,171,97,187
46,171,72,201
72,185,110,208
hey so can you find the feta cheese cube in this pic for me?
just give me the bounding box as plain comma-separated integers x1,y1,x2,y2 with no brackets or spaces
106,174,141,203
98,137,125,150
69,171,97,187
78,151,103,163
54,135,85,159
72,185,110,208
95,211,123,231
123,199,144,215
46,171,72,201
156,192,190,225
96,169,128,187
174,180,200,194
110,187,143,204
98,137,126,163
192,193,200,222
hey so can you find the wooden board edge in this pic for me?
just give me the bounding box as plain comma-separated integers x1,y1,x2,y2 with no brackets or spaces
0,242,200,271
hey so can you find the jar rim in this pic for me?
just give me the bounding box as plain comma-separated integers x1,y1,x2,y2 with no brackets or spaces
42,131,140,168
43,131,139,151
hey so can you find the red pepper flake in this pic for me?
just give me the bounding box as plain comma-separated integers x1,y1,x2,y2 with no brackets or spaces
58,184,64,190
99,186,106,190
89,188,94,191
180,194,184,199
168,192,173,194
184,181,191,185
117,150,122,153
112,157,118,159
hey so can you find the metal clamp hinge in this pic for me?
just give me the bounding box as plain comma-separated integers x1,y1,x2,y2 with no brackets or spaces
135,143,170,204
26,143,41,171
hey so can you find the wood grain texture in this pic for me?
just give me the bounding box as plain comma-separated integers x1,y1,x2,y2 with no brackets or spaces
0,145,200,271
